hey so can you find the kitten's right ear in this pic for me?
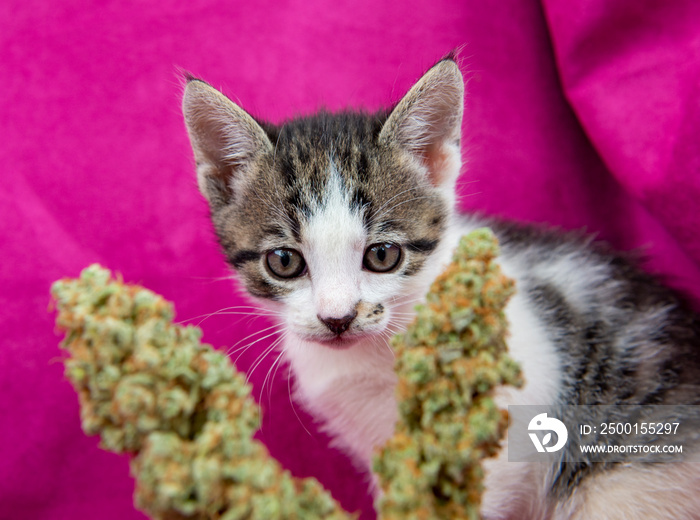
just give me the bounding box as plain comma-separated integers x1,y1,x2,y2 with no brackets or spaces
182,79,273,204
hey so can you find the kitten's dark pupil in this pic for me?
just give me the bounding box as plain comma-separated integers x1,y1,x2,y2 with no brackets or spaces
377,246,386,263
281,252,291,267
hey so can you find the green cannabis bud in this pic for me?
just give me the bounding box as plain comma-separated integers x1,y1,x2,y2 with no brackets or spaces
52,265,353,520
374,229,523,520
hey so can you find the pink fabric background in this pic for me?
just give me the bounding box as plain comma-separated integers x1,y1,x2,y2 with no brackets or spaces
2,1,699,518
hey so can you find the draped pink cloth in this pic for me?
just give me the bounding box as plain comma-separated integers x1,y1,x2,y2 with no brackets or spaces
2,1,699,518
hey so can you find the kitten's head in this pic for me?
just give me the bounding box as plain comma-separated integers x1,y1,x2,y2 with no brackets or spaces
183,59,464,349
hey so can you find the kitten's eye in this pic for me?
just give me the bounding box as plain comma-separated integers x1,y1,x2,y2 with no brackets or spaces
266,249,306,279
363,243,402,273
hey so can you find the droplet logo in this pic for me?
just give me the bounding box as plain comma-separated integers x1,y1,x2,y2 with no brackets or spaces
528,413,568,453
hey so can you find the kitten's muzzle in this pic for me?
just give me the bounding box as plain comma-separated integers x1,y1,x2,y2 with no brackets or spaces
318,311,357,336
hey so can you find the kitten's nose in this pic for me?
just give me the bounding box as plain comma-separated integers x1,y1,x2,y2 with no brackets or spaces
318,311,357,335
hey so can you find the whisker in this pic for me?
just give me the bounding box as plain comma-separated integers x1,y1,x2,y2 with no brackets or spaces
255,333,289,429
287,362,314,438
370,333,395,359
183,305,282,327
369,186,422,223
226,323,281,356
389,294,424,308
260,332,288,388
230,326,282,363
261,342,288,415
245,337,282,386
188,274,237,284
372,195,437,224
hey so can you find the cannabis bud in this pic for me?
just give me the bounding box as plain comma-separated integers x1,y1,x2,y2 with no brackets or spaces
374,228,523,519
52,265,353,520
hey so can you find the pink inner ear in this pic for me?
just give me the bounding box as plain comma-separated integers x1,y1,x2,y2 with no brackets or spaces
420,142,458,188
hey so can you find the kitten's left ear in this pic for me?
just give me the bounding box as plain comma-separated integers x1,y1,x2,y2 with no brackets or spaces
379,59,464,189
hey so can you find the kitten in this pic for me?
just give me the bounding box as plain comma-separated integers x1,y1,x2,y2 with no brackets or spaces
182,58,700,519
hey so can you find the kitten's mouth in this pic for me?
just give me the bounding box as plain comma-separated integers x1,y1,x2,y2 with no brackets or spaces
311,334,364,350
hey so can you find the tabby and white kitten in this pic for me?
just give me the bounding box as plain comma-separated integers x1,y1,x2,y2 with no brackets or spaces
182,58,700,519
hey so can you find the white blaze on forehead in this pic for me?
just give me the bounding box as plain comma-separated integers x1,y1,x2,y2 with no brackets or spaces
302,163,365,319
